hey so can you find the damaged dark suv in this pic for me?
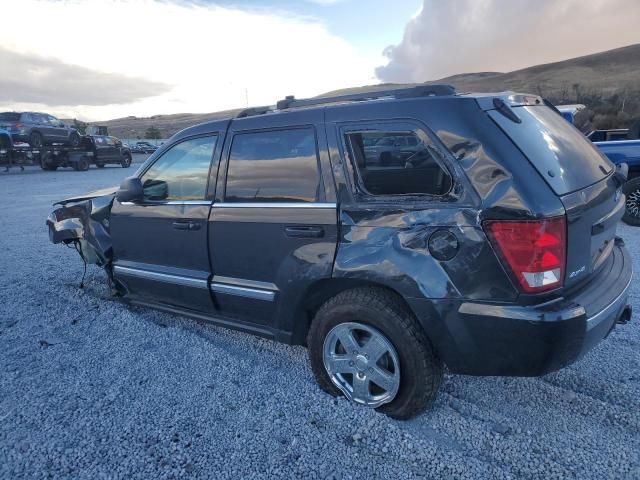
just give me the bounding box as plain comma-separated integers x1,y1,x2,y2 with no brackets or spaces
47,86,633,419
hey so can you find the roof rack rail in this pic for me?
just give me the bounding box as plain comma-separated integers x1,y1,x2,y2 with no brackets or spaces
235,105,274,118
276,84,456,110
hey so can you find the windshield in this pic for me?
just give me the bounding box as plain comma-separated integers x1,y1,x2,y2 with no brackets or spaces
489,106,613,195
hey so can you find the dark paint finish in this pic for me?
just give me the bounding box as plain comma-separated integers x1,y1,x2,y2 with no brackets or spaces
208,109,338,334
47,90,632,378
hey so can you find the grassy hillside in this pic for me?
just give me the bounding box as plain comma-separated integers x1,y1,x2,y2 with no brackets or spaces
92,43,640,138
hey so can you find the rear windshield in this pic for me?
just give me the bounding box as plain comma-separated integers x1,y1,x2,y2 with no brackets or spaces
0,112,20,122
489,106,612,195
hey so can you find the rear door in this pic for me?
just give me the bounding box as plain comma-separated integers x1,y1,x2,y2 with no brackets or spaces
209,112,337,332
45,115,68,142
110,133,220,311
33,113,55,140
489,104,623,289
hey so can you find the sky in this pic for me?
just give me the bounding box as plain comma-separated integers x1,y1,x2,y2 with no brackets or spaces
0,0,638,122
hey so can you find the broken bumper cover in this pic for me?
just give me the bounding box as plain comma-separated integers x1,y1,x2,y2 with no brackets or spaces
409,242,632,376
46,195,115,266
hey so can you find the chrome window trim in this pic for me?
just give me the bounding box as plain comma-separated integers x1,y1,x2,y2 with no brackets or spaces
113,265,208,289
212,202,336,209
210,283,276,302
120,200,212,206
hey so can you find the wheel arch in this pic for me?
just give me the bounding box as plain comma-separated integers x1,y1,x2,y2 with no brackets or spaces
290,277,429,346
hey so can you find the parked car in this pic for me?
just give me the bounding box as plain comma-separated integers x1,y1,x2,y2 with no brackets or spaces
363,134,422,165
588,129,630,142
593,139,640,225
0,112,80,147
47,86,632,419
39,135,132,171
135,141,158,154
85,135,132,169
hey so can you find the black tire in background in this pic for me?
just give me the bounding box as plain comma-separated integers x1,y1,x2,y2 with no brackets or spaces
95,163,106,168
121,154,132,168
29,131,43,148
307,287,443,420
622,177,640,226
68,132,80,147
40,152,57,171
74,157,90,172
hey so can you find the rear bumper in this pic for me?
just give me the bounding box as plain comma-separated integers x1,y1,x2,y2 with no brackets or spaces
409,241,632,376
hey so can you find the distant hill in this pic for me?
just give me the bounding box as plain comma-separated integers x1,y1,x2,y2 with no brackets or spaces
93,109,243,140
93,43,640,138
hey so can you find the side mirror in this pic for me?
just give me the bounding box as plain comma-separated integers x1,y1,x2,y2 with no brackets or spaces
116,176,144,203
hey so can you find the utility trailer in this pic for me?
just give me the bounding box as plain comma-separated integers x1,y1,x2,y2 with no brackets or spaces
0,130,133,172
0,143,94,172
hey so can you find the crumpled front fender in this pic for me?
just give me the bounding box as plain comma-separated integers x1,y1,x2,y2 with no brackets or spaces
47,194,115,267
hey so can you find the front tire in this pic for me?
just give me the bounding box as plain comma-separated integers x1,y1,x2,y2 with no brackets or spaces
307,287,443,419
622,177,640,226
121,154,132,168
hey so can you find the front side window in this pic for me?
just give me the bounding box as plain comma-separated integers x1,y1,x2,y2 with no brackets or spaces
141,136,216,201
344,128,452,197
225,127,320,203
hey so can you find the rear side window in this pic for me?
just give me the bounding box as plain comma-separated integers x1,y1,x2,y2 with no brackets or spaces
489,106,612,195
343,129,452,196
225,128,320,203
141,135,216,201
0,112,20,122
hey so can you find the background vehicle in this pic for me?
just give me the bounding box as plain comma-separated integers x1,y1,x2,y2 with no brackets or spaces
594,139,640,225
0,111,80,148
588,129,630,142
134,141,158,154
47,86,632,419
84,135,132,168
363,134,422,166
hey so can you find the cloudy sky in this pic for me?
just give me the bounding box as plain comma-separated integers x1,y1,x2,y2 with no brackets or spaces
0,0,638,121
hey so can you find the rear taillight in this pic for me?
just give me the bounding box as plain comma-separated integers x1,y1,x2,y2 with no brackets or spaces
483,216,566,293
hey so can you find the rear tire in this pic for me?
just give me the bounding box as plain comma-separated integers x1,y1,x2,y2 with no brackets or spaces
74,157,90,171
40,152,57,171
622,177,640,226
29,131,43,148
307,287,443,420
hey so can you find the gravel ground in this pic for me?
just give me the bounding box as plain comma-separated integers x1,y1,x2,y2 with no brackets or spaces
0,164,639,479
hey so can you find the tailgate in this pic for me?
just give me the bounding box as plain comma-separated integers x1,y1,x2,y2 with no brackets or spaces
486,102,624,290
561,174,624,289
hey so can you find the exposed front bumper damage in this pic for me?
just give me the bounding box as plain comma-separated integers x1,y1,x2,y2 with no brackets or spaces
46,194,115,268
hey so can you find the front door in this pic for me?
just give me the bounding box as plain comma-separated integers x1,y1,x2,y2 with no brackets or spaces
110,133,219,312
209,115,337,335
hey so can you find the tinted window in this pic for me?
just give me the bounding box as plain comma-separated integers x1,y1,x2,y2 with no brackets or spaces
225,128,320,203
490,106,612,195
345,129,452,196
141,136,216,201
0,112,20,122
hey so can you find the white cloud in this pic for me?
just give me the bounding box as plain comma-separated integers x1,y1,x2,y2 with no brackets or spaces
0,0,379,120
376,0,640,83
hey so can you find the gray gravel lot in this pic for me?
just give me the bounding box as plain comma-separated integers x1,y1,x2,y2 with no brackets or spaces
1,164,639,479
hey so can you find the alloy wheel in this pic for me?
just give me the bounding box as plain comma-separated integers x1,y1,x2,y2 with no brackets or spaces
322,322,400,407
626,188,640,218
